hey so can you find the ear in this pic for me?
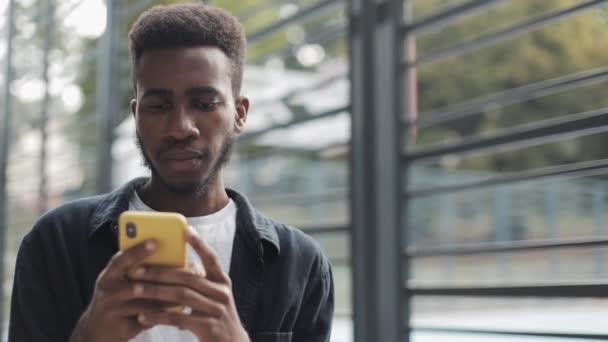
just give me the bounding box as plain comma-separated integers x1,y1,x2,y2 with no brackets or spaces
130,98,137,118
234,95,249,134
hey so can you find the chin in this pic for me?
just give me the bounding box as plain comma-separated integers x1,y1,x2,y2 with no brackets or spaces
165,180,208,196
147,155,224,196
160,171,216,196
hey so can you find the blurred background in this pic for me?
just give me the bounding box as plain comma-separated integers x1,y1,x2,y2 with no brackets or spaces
2,0,608,341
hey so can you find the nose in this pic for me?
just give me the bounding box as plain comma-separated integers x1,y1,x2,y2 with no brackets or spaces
166,105,200,140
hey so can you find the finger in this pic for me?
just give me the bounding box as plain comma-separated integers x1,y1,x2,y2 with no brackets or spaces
106,280,155,303
108,299,170,317
188,261,206,278
137,312,218,334
127,265,187,283
104,240,157,281
131,266,231,304
186,227,228,283
131,282,225,317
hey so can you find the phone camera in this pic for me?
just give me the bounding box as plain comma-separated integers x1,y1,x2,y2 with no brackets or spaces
126,223,137,238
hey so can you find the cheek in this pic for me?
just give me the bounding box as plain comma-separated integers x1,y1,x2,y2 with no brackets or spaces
137,112,167,132
201,115,232,140
136,121,159,150
137,115,158,131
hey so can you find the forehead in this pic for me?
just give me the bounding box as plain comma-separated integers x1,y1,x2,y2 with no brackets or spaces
135,46,232,92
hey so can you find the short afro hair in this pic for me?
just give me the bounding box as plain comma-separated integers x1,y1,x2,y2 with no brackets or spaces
128,3,246,96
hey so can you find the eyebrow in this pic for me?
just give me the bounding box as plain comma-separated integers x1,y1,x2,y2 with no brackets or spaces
186,86,221,97
140,86,221,99
141,88,171,99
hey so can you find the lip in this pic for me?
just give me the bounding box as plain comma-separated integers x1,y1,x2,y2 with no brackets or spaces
163,156,203,172
160,149,203,160
159,149,205,172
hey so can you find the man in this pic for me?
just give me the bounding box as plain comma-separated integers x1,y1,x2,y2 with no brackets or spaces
9,3,334,342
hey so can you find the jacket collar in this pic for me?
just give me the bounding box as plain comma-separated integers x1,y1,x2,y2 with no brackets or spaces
87,177,280,257
88,177,144,236
226,188,280,257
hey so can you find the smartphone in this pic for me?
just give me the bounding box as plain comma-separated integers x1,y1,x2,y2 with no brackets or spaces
118,210,188,268
119,211,188,312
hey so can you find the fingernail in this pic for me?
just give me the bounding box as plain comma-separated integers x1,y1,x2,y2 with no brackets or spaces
138,313,147,324
145,241,157,251
133,284,144,295
133,267,145,277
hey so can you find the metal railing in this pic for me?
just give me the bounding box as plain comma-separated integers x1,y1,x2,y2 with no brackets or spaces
402,0,608,340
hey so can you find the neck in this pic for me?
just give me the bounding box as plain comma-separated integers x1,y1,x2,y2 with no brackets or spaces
138,176,230,217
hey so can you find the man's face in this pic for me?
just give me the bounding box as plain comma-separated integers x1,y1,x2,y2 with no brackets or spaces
131,46,247,195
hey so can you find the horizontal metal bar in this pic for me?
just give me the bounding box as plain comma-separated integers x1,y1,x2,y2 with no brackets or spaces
252,22,345,64
235,139,348,162
300,225,349,234
236,0,283,23
405,0,503,36
407,281,608,297
236,144,319,159
414,327,608,341
251,189,347,205
416,66,608,128
407,237,608,257
239,105,349,143
410,0,608,67
247,0,343,44
407,158,608,198
250,71,346,110
404,107,608,164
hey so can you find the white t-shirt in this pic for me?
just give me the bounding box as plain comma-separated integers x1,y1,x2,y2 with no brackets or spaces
129,191,237,342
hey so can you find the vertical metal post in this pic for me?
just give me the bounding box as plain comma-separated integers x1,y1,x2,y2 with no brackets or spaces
349,0,405,340
0,0,17,338
310,163,326,220
546,184,560,275
494,187,512,241
494,187,512,278
592,183,605,276
439,193,454,281
39,0,55,214
404,0,417,145
95,0,119,194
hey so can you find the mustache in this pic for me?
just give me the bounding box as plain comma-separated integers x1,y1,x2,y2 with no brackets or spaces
157,138,211,160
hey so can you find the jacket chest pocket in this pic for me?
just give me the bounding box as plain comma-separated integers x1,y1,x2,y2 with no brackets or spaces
251,332,293,342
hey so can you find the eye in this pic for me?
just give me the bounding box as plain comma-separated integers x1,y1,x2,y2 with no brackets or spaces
147,102,170,112
194,101,219,111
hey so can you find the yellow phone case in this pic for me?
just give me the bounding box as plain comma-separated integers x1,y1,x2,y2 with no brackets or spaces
119,211,188,312
118,211,188,268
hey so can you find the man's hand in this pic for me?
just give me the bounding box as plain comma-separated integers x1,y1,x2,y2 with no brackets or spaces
129,228,250,342
70,240,164,342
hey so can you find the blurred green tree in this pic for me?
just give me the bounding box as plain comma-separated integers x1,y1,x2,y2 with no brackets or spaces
413,0,608,172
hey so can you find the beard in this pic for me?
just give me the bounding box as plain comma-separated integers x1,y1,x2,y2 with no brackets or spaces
136,132,235,197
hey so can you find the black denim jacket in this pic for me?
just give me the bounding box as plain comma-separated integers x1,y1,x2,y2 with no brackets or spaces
9,178,334,342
